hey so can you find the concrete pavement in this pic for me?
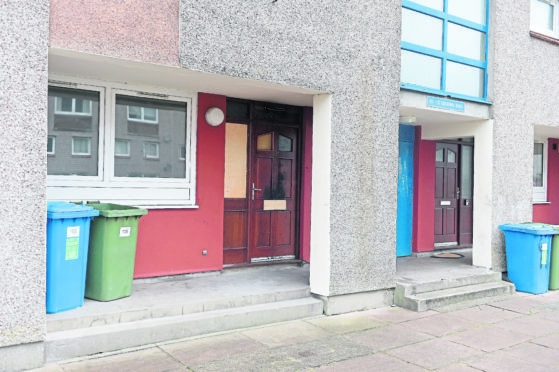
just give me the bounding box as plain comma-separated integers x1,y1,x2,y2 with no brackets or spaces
32,290,559,371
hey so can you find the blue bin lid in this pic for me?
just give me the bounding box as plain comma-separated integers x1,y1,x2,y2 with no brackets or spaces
499,223,558,235
47,201,100,220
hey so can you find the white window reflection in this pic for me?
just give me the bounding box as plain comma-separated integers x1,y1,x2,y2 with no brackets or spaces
447,23,486,61
401,50,442,90
402,9,444,50
445,61,484,98
448,0,486,25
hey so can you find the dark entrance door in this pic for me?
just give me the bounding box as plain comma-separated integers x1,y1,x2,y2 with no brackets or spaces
434,143,459,246
249,124,298,262
434,141,474,248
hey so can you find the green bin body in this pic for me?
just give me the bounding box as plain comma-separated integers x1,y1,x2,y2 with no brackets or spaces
85,203,147,301
524,223,559,290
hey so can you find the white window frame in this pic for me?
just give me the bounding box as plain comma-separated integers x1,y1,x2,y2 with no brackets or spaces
47,77,197,208
54,96,93,116
71,136,92,156
531,0,559,38
143,142,160,159
127,105,159,124
114,139,130,157
47,136,56,155
533,139,548,203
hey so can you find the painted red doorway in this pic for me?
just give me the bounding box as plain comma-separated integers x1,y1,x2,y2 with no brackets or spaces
434,140,474,249
223,100,305,265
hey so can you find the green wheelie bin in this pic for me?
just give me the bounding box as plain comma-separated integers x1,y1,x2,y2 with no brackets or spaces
524,223,559,290
85,203,148,301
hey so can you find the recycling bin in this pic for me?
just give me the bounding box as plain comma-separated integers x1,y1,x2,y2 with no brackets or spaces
84,203,147,301
524,223,559,290
499,223,557,294
46,202,99,313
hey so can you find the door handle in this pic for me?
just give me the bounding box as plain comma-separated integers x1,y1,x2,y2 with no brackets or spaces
252,182,262,200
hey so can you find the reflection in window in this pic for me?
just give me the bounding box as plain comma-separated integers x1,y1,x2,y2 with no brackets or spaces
446,61,485,98
448,0,486,25
55,96,92,116
257,133,272,151
279,135,292,152
72,137,91,156
115,95,186,178
47,136,55,155
447,23,486,61
402,9,443,50
401,50,442,90
115,139,130,157
448,150,456,163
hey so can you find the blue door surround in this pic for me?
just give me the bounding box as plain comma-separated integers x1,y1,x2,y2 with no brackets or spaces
397,125,415,257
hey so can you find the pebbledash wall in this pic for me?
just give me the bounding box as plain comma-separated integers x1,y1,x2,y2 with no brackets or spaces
0,1,49,370
491,0,559,270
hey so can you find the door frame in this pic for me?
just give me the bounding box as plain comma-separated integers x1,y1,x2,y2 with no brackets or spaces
434,139,474,249
224,98,304,265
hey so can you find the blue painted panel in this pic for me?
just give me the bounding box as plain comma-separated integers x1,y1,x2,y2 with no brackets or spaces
397,125,415,257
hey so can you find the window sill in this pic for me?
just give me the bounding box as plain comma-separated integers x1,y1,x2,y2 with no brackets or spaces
530,31,559,46
533,201,551,205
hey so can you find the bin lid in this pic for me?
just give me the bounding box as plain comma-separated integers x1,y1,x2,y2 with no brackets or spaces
85,202,148,218
499,223,558,235
47,201,100,220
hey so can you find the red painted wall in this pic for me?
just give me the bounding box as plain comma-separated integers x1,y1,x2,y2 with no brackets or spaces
412,126,436,252
534,138,559,223
133,93,226,278
300,107,313,262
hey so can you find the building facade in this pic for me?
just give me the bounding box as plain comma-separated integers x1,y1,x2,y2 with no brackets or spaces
1,0,559,369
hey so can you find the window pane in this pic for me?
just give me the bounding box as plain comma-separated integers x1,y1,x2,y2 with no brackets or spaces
534,142,544,187
447,23,486,61
257,133,272,151
72,137,91,155
408,0,443,11
461,146,473,199
436,148,444,162
279,135,292,152
445,61,485,97
531,0,555,32
448,0,486,25
143,107,157,121
402,9,443,50
448,150,456,163
47,86,100,176
128,106,141,119
115,95,187,178
115,139,130,156
401,50,442,90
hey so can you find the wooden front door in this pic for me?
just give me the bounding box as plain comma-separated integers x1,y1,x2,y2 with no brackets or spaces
249,124,298,262
434,143,459,246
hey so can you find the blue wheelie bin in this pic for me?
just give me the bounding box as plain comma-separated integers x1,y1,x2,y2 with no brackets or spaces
499,223,557,294
46,202,99,313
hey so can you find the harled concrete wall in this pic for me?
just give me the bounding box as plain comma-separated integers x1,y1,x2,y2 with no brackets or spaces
179,1,402,295
0,0,49,369
490,0,559,271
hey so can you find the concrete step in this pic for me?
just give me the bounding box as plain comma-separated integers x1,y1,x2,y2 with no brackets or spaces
395,280,515,312
45,297,324,362
397,271,503,296
47,287,311,333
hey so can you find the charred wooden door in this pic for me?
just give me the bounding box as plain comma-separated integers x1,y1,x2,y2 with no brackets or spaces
434,143,459,246
249,125,298,262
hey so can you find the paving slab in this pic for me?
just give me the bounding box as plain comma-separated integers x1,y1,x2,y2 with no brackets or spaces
367,307,438,323
465,350,552,372
494,314,559,337
314,353,425,372
240,320,331,347
305,309,386,334
435,363,480,371
403,313,479,337
502,341,559,366
446,304,522,324
345,323,433,351
190,336,372,372
531,333,559,349
488,295,547,314
386,338,482,370
160,332,266,365
57,347,184,372
445,324,532,352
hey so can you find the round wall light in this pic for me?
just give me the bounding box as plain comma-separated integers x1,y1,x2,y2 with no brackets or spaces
205,107,225,127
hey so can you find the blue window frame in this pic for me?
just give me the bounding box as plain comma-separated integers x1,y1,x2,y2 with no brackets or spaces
401,0,490,103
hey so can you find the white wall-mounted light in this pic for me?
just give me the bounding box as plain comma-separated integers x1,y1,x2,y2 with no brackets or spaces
205,107,225,127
